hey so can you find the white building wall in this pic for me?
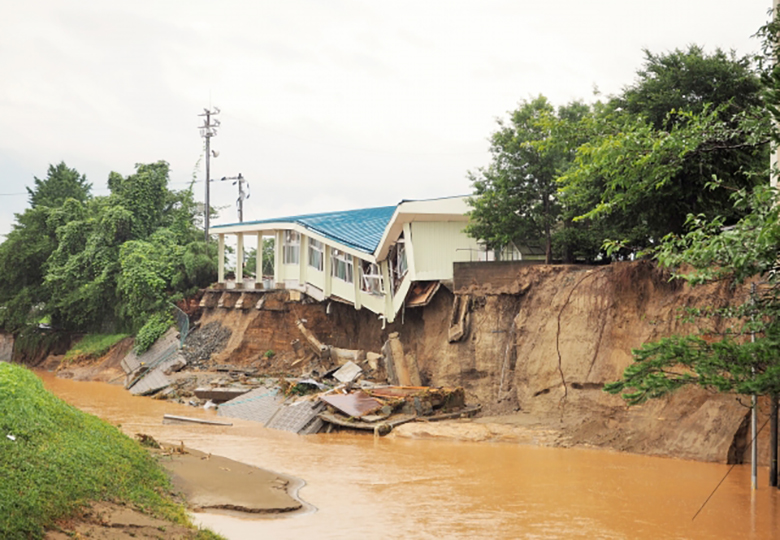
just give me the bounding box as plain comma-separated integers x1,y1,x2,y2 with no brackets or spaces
409,221,479,281
330,275,355,303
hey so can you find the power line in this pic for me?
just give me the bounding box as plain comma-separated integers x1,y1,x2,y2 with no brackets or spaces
219,173,249,222
692,416,770,521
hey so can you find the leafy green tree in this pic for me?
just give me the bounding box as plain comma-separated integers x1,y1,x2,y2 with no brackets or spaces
467,96,590,263
117,229,183,330
0,207,57,331
617,46,762,130
605,185,780,402
0,162,93,331
561,47,769,256
43,199,127,330
27,162,91,209
606,18,780,404
0,160,217,351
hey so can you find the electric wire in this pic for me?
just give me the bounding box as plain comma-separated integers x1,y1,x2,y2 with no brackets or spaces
692,416,770,521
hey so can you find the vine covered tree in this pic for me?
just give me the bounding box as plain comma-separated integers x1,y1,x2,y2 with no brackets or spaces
0,161,217,351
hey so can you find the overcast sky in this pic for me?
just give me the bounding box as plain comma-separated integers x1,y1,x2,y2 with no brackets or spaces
0,0,772,238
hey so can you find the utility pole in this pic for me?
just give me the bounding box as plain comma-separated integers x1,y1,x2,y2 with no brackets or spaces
198,107,220,242
773,0,780,188
220,173,249,222
772,396,779,488
751,283,758,489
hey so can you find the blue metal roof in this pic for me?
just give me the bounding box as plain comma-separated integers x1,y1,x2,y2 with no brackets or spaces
215,205,397,253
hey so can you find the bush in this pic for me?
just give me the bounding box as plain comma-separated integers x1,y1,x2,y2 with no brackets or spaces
133,312,174,354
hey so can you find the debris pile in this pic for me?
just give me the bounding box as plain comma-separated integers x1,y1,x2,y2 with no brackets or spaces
212,320,479,436
126,318,479,436
180,322,232,369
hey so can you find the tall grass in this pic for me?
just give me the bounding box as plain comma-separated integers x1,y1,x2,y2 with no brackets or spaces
0,363,207,538
63,333,131,362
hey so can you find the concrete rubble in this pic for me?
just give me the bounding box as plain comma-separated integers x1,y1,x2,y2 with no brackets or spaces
124,317,479,436
210,320,478,435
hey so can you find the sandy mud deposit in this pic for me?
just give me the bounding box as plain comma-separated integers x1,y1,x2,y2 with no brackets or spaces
152,442,306,515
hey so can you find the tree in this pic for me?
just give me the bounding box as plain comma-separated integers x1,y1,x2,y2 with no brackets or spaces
467,96,590,263
26,162,91,209
0,207,57,331
0,162,93,331
617,46,762,131
0,160,217,351
560,47,769,256
606,17,780,404
605,185,780,403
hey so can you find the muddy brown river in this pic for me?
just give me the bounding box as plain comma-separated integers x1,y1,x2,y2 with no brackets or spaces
38,371,780,539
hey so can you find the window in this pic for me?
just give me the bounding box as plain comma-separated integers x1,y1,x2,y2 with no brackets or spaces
360,260,384,295
308,238,324,271
389,234,408,292
283,230,300,265
331,249,354,283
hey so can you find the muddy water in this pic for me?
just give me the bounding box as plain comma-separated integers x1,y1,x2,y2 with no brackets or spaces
39,372,779,540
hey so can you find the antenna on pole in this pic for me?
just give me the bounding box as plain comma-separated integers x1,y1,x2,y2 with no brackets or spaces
220,173,249,222
198,106,220,242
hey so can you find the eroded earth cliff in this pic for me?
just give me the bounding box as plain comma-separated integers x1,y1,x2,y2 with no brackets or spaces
191,261,762,464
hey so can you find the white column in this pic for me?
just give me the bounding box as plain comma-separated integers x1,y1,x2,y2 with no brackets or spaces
300,235,308,287
274,230,283,286
323,245,332,297
353,255,362,310
236,232,244,286
256,234,263,285
403,222,416,280
381,260,394,323
218,234,225,283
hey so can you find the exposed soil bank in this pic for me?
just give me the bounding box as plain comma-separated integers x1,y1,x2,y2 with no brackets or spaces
193,261,763,464
23,261,767,466
44,501,205,540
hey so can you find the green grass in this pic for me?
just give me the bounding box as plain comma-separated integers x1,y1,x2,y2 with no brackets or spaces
63,333,130,362
0,363,221,538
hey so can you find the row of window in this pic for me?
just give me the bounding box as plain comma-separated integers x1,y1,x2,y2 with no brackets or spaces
282,232,393,295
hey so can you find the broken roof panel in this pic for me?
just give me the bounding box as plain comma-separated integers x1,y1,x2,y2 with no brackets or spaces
320,391,384,418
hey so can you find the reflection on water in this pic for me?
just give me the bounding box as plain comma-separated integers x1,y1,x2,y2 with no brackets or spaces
39,371,779,540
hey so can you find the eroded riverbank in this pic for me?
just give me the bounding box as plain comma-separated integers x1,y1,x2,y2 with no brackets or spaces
38,370,780,540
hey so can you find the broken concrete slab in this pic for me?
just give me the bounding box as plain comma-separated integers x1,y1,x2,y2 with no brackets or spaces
265,399,325,435
332,361,362,383
217,385,284,425
331,347,366,366
295,319,329,359
162,414,233,426
381,332,421,387
194,387,251,403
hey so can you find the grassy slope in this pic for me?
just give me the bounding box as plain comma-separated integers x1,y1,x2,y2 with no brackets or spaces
0,362,218,538
63,333,131,362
